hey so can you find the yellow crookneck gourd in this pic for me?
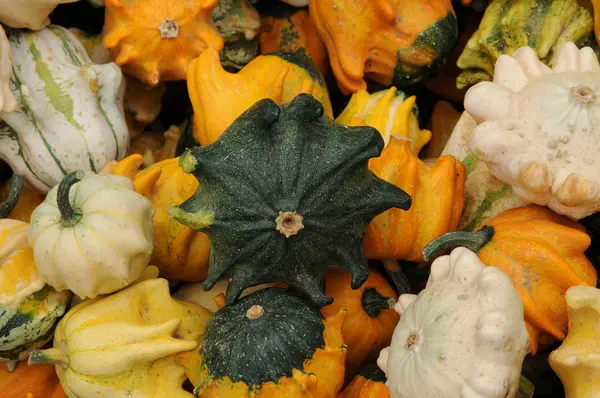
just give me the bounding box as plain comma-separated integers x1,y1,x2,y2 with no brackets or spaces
338,92,465,263
550,286,600,398
336,87,432,155
29,278,213,398
102,154,210,282
187,48,332,145
103,0,224,86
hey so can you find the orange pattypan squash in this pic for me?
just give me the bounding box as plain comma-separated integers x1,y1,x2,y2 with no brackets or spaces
321,269,398,381
129,125,182,167
259,6,328,76
360,132,464,262
102,154,210,282
339,363,391,398
187,48,332,145
0,362,68,398
309,0,457,94
0,179,43,223
424,205,598,354
103,0,224,86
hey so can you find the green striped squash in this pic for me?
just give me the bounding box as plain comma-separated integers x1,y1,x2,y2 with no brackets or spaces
456,0,598,89
0,25,128,193
442,111,524,231
0,286,71,370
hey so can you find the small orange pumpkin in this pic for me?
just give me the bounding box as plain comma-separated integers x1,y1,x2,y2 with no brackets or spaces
259,6,328,76
309,0,458,94
187,48,332,145
321,268,398,380
0,362,68,398
424,205,598,354
103,0,224,86
339,363,391,398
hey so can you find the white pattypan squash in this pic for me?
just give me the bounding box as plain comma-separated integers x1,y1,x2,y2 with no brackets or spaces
465,42,600,219
0,25,128,193
549,286,600,398
378,247,529,398
0,25,16,113
28,171,154,299
0,0,78,30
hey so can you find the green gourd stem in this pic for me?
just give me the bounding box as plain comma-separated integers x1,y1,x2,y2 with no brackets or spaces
362,288,395,318
0,174,24,218
28,348,69,367
57,170,85,227
422,226,495,263
516,375,535,398
382,259,411,295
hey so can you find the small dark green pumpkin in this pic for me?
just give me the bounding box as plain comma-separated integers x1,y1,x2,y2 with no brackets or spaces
201,288,325,386
170,94,411,306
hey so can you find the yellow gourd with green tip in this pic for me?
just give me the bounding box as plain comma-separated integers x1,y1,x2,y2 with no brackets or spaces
29,278,212,398
549,286,600,398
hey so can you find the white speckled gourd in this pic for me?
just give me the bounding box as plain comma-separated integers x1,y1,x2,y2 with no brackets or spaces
0,0,79,30
378,247,529,398
465,42,600,219
0,25,128,193
0,25,16,113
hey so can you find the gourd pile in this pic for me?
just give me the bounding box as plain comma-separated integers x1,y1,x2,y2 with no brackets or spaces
1,0,600,397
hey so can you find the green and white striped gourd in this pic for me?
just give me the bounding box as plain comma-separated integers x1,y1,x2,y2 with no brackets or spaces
0,25,128,193
0,25,16,113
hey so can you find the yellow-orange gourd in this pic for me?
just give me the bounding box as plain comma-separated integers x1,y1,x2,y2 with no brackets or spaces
309,0,457,94
103,0,224,86
187,48,332,145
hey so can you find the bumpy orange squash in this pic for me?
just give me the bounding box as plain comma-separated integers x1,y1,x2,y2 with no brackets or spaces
259,6,328,76
103,0,224,86
309,0,458,94
424,206,597,354
321,269,398,381
103,155,210,282
187,48,332,145
362,136,465,262
339,363,391,398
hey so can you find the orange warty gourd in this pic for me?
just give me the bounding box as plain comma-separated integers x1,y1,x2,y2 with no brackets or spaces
103,154,210,282
339,363,391,398
309,0,457,94
259,8,328,76
103,0,224,86
0,363,68,398
187,48,332,145
321,269,399,381
424,206,598,355
362,133,465,262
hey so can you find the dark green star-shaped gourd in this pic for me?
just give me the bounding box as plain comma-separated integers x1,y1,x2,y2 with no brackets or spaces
169,94,411,307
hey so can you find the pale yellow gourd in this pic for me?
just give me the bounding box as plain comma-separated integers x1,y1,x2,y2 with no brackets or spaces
549,286,600,398
336,88,431,155
29,278,213,398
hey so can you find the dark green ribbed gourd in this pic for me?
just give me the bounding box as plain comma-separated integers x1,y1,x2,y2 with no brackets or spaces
169,94,411,307
200,288,325,387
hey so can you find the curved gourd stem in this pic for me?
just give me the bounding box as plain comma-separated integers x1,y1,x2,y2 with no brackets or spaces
0,174,24,218
422,226,495,262
518,375,535,398
382,259,411,295
28,348,69,367
362,288,396,318
57,170,85,227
